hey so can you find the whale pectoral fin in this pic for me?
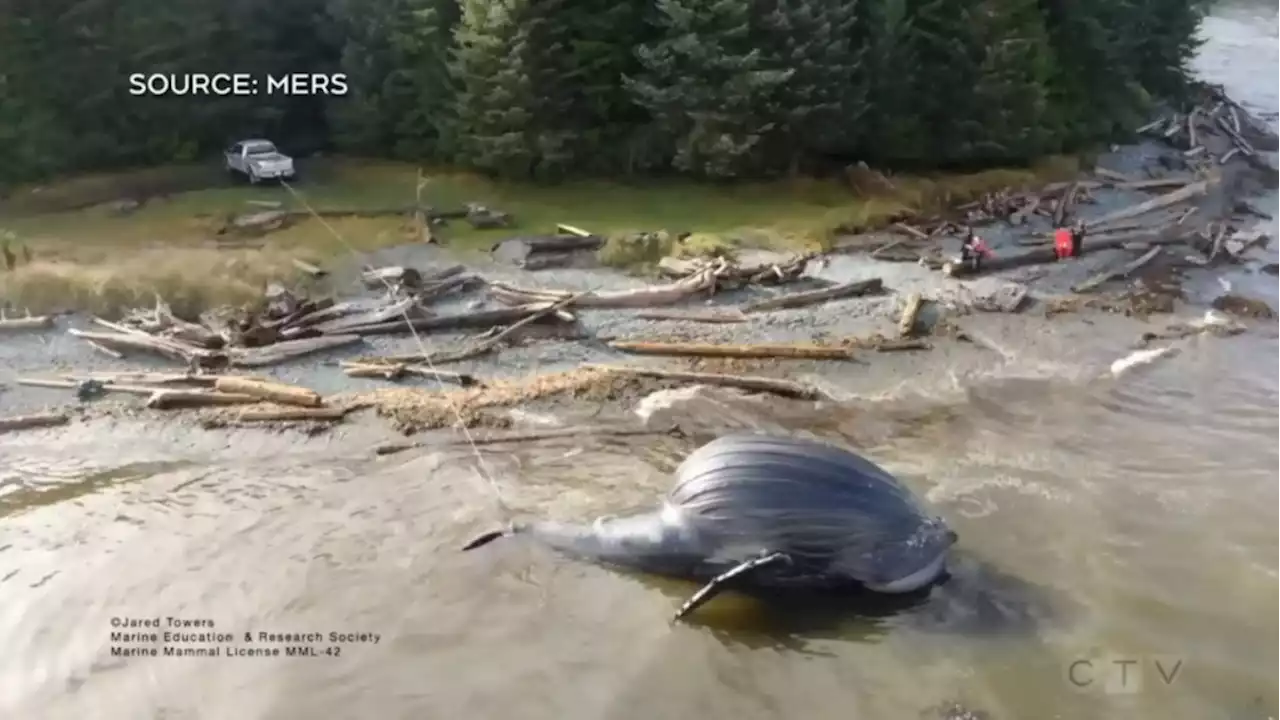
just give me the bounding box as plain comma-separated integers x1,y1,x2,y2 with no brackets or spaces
461,528,508,551
672,551,791,623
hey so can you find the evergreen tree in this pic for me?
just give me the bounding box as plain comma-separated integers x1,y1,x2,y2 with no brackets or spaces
1116,0,1207,103
627,0,792,177
1038,0,1144,146
449,0,577,178
964,0,1057,161
900,0,985,163
328,0,458,160
856,0,930,164
523,0,653,174
755,0,867,169
0,0,1217,185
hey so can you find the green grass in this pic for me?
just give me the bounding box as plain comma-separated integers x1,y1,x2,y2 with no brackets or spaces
0,155,1081,316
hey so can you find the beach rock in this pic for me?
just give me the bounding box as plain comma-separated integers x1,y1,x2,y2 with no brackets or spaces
229,210,291,235
965,277,1029,313
1211,292,1275,319
105,198,141,216
491,238,534,266
465,202,512,229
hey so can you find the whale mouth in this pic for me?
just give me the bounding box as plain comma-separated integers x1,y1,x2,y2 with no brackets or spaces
862,552,948,594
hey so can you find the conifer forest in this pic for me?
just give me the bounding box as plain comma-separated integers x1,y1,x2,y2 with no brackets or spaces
0,0,1209,184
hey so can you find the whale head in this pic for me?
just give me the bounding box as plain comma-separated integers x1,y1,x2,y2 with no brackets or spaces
858,517,957,594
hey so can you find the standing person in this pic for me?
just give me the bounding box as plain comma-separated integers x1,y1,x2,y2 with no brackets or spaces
1071,220,1086,257
1053,225,1074,260
960,228,991,273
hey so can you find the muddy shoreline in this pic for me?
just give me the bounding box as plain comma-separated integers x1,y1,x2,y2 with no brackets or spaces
2,100,1277,448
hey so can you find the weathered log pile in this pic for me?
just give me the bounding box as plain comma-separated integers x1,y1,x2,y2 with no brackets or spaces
854,90,1276,271
655,253,814,289
866,181,1118,265
1136,83,1279,173
55,289,365,370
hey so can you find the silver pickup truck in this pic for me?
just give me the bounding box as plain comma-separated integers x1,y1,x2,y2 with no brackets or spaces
224,139,296,183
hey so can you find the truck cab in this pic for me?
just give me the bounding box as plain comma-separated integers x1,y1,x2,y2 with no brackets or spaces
224,139,296,183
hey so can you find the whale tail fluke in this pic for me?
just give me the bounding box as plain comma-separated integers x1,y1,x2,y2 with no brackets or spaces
672,551,792,623
461,528,510,551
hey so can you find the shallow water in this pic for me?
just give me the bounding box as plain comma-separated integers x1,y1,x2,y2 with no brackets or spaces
2,6,1278,719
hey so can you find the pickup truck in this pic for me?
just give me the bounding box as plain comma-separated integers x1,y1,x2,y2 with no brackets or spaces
224,139,296,183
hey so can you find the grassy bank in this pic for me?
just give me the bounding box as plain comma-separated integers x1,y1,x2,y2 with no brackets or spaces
0,156,1080,317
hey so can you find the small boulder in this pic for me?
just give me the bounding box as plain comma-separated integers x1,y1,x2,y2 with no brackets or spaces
465,202,513,229
966,277,1029,313
1211,292,1275,319
107,198,142,216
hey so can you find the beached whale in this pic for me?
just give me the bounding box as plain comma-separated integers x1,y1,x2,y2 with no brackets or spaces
462,433,957,621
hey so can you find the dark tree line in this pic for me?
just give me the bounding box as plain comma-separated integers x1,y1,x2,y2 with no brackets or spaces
0,0,1209,185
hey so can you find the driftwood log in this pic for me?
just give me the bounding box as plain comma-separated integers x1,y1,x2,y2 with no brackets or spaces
353,294,583,367
229,334,363,366
145,390,261,409
1052,181,1079,226
68,328,216,365
311,296,423,334
292,258,326,277
607,340,854,360
898,292,924,338
741,278,883,313
1085,181,1208,230
583,363,828,400
341,362,478,386
518,253,576,271
213,377,322,407
416,274,479,303
333,303,575,337
87,340,125,359
493,233,604,256
0,412,69,434
488,271,717,309
0,315,55,332
62,372,263,388
16,377,167,397
1071,247,1164,293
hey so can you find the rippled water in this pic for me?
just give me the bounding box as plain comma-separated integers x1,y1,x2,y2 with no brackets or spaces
3,6,1278,719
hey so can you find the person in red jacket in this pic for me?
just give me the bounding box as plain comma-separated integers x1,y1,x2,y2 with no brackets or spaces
960,228,992,272
1053,226,1075,260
